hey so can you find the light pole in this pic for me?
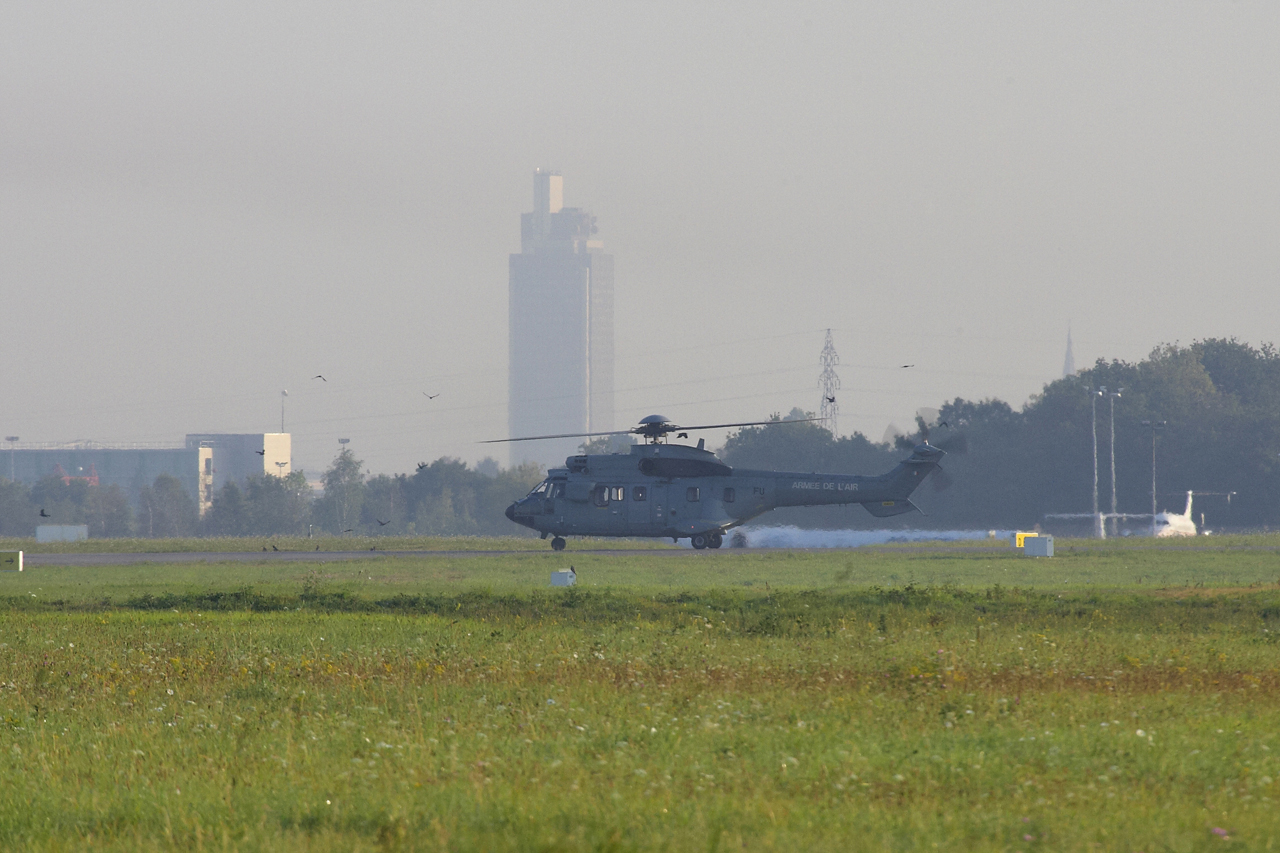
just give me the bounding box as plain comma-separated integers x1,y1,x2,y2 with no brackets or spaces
1103,388,1123,535
337,439,351,531
1142,420,1166,536
1090,388,1103,538
274,461,288,478
4,437,17,482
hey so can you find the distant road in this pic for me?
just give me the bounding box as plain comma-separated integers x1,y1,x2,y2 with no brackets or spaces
23,549,692,566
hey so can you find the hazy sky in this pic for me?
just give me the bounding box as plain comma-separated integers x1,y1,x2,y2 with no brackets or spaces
3,2,1278,476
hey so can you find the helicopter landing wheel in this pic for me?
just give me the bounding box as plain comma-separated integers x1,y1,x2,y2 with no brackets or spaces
708,532,723,549
551,537,566,552
691,533,709,550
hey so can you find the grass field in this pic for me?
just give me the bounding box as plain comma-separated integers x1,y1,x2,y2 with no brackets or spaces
3,538,1280,850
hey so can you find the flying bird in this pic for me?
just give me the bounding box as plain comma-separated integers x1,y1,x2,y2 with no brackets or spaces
255,449,266,456
901,364,915,369
377,519,390,526
423,392,439,399
272,545,279,551
677,432,688,439
825,396,836,403
416,462,427,471
314,375,327,382
343,529,353,534
39,508,50,518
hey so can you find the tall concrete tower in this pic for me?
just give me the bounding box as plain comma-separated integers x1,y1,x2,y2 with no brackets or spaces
1062,327,1077,378
508,171,614,468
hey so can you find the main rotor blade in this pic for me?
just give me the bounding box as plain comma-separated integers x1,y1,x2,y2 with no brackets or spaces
479,428,637,444
677,417,825,431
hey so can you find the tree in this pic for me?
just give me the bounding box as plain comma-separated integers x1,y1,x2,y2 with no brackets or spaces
205,481,250,536
137,474,197,537
315,449,364,534
244,471,312,535
362,474,408,534
0,479,35,537
83,484,133,538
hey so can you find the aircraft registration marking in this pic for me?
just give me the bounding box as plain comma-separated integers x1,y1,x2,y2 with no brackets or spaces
791,481,858,491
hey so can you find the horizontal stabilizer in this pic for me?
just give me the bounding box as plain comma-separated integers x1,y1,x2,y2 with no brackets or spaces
862,499,919,518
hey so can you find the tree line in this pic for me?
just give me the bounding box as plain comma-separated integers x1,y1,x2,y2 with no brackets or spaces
721,338,1280,531
3,338,1276,537
0,452,544,538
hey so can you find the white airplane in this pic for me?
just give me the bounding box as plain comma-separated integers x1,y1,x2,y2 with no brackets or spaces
1047,490,1229,537
1149,491,1198,537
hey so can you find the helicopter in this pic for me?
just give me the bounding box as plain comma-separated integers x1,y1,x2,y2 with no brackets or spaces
489,414,956,551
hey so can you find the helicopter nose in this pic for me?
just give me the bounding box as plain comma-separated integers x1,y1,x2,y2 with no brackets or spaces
505,503,516,522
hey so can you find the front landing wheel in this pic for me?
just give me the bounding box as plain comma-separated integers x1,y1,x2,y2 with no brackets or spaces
551,537,566,552
708,532,723,549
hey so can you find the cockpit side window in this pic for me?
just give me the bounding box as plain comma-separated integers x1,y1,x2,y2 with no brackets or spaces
550,482,565,498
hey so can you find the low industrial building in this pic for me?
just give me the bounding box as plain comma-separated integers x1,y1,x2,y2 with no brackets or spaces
3,433,291,517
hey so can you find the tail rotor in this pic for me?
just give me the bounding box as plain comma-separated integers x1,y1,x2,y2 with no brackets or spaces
890,408,966,490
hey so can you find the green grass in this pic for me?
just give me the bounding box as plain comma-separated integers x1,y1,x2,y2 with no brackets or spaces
3,542,1280,850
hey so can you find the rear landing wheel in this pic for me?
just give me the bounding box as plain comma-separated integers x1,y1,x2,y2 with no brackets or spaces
551,537,566,551
691,533,709,550
708,533,723,549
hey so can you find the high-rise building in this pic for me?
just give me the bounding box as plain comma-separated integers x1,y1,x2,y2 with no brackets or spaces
508,171,614,468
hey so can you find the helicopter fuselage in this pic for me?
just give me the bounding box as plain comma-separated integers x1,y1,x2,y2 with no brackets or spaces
504,440,945,549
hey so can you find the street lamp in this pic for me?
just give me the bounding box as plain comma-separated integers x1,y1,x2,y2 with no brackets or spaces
1102,387,1123,535
274,461,288,477
5,437,17,482
1090,387,1103,538
1141,420,1167,536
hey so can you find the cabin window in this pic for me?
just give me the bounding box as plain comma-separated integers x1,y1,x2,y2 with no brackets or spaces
610,486,625,502
723,487,735,503
686,487,700,502
592,485,609,507
550,482,565,498
632,486,647,501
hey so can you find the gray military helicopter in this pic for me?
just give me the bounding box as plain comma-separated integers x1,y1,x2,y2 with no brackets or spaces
492,414,956,551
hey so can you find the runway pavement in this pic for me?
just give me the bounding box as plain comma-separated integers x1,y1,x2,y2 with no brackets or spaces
22,549,693,567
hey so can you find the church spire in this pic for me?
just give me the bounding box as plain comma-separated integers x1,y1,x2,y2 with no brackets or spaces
1062,326,1076,377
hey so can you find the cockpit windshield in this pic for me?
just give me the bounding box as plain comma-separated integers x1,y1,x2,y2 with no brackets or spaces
527,480,552,498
